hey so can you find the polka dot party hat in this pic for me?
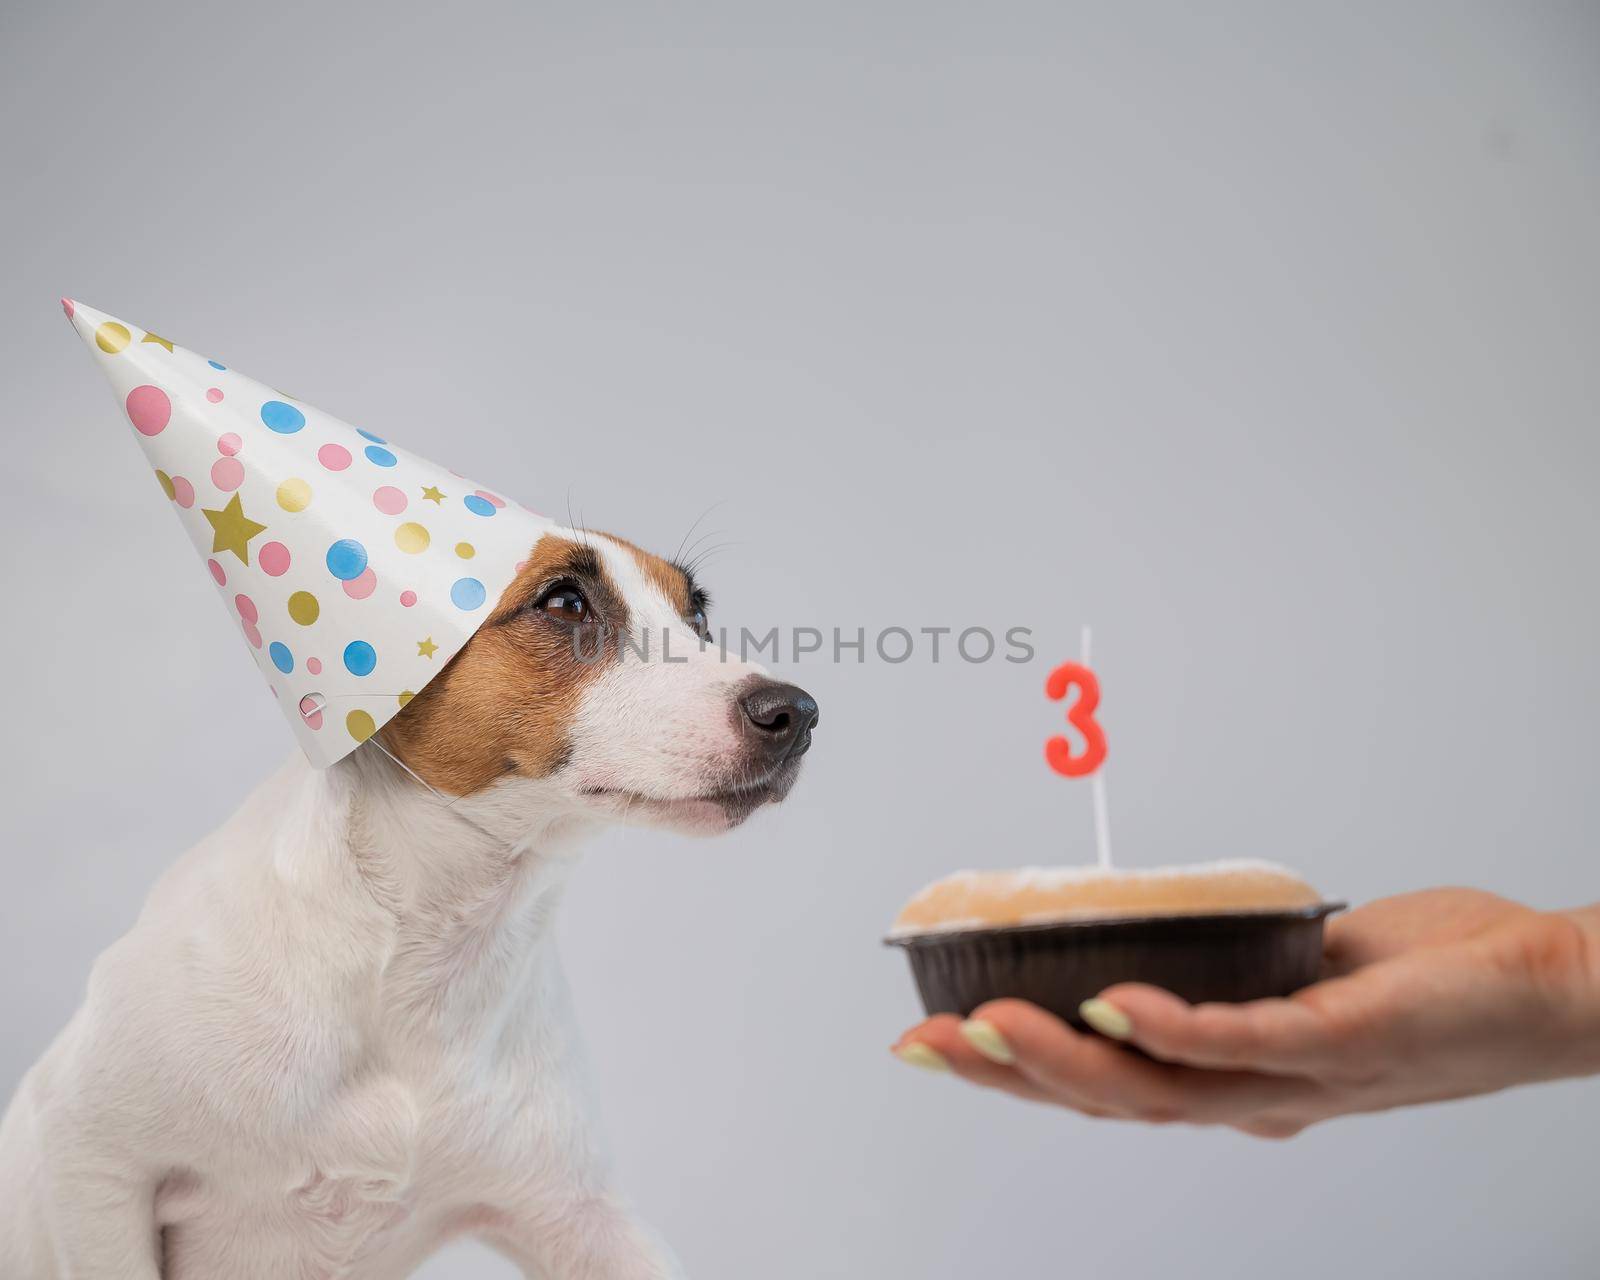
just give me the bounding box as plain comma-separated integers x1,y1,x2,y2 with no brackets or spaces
62,299,555,767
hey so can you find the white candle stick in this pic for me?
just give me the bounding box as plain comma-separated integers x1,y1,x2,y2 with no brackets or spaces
1081,624,1113,871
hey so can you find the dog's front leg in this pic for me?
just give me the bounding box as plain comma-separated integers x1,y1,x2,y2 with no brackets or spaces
485,1190,685,1280
43,1168,162,1280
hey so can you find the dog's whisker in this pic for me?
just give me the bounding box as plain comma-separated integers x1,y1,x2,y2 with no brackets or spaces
683,546,736,579
674,500,727,566
678,525,727,565
563,486,595,550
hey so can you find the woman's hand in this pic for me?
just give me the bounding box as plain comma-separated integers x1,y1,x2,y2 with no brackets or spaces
891,889,1600,1137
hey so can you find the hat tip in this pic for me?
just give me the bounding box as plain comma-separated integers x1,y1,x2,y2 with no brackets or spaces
60,297,75,319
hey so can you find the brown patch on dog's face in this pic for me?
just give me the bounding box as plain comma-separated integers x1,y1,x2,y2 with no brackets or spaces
378,533,625,796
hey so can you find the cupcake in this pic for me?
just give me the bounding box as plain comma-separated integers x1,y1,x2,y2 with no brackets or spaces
886,861,1342,1028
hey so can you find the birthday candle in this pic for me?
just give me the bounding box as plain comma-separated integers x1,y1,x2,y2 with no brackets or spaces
1045,626,1112,869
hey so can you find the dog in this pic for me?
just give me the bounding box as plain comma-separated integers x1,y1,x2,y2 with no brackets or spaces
0,527,817,1279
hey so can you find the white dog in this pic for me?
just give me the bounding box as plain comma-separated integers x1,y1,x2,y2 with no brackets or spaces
0,528,817,1279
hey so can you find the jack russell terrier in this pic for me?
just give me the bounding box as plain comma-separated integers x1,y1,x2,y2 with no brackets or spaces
0,527,818,1279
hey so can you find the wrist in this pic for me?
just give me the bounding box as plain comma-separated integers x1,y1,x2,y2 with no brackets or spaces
1554,904,1600,1075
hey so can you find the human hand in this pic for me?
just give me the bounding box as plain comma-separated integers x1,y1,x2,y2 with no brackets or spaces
891,889,1600,1137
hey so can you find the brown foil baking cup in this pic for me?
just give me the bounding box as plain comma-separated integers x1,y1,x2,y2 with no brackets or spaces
886,903,1345,1029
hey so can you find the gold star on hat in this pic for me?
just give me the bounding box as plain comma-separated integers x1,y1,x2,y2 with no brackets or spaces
202,494,268,564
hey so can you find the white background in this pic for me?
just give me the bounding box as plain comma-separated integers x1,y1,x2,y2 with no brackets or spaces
3,3,1597,1275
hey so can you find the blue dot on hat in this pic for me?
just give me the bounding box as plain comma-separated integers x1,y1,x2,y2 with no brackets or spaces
325,539,369,581
357,428,387,444
261,400,306,434
268,641,294,674
451,577,486,610
343,640,377,677
463,494,496,517
208,360,227,370
364,445,397,467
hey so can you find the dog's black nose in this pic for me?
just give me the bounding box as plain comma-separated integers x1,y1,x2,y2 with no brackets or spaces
738,681,820,760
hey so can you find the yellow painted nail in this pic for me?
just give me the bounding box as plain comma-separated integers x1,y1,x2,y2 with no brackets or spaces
1080,998,1133,1040
958,1019,1016,1065
893,1042,951,1073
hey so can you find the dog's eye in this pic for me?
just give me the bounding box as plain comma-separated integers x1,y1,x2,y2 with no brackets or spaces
688,588,711,640
535,583,590,625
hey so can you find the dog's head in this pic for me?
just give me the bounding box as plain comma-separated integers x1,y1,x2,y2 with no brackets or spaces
379,529,817,835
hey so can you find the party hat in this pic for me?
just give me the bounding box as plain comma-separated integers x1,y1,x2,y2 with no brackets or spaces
61,299,554,767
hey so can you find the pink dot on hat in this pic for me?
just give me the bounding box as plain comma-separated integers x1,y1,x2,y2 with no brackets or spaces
207,558,226,586
217,432,242,456
126,385,171,436
474,490,506,509
343,567,378,600
211,457,244,492
259,541,291,577
299,694,324,730
318,443,352,471
207,388,224,404
61,298,75,318
307,657,323,675
171,476,195,508
235,594,259,625
400,589,417,607
373,485,407,515
242,620,263,649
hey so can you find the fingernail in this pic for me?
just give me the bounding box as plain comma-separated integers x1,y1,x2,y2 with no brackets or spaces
958,1019,1016,1065
892,1042,950,1074
1080,998,1133,1040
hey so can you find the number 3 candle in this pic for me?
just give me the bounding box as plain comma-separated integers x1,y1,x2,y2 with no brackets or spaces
1045,626,1113,869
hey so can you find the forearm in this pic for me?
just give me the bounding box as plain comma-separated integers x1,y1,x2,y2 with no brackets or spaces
1563,902,1600,935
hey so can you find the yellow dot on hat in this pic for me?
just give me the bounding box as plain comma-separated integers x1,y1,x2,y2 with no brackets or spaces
287,590,320,626
95,322,131,354
346,710,376,743
277,477,313,512
455,542,475,559
395,522,430,554
155,469,176,500
397,690,415,707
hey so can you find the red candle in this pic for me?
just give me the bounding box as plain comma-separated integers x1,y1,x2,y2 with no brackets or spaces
1044,660,1107,778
